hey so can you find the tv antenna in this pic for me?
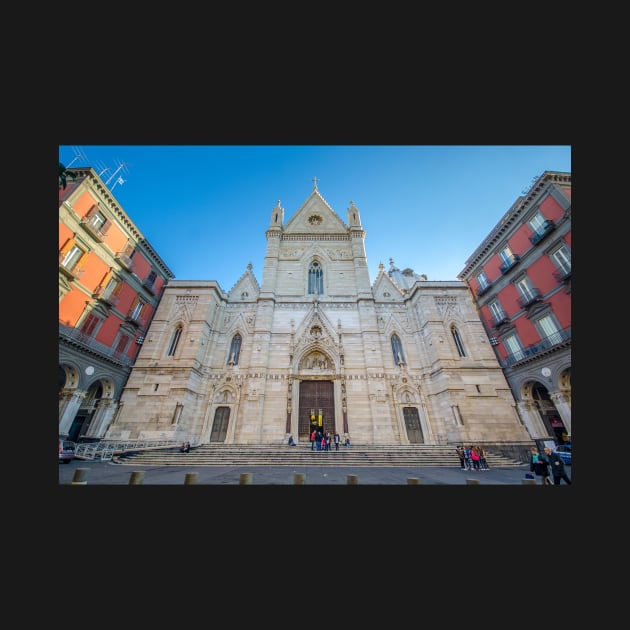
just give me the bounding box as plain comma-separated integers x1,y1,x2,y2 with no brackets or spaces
64,146,88,168
106,160,131,190
96,161,111,178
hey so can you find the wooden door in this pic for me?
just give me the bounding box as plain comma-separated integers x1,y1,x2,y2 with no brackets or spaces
210,406,230,442
403,407,423,443
298,380,335,439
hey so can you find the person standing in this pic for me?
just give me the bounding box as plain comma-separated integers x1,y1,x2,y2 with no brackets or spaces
545,447,572,485
463,446,472,471
325,431,332,452
456,445,466,470
530,446,552,485
310,429,316,451
334,431,340,451
479,446,490,470
470,446,481,471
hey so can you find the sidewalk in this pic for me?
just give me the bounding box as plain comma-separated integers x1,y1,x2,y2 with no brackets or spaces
59,460,571,485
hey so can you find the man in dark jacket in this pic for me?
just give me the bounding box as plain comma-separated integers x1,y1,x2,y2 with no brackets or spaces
544,447,572,485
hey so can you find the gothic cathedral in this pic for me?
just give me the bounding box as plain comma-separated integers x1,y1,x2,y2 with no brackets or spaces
106,183,530,446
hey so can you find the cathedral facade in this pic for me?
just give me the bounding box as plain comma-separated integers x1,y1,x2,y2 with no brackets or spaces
106,184,530,446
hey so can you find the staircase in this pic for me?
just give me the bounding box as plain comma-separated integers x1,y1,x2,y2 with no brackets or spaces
112,443,523,468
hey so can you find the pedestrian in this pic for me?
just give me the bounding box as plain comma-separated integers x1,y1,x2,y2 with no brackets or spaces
325,431,332,452
545,447,571,485
288,435,297,446
530,446,552,485
479,446,490,470
344,436,351,448
310,429,316,451
463,446,472,470
470,446,481,471
316,430,323,451
334,431,340,451
456,445,466,470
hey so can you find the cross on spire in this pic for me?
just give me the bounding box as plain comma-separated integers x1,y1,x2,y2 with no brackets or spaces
312,176,319,190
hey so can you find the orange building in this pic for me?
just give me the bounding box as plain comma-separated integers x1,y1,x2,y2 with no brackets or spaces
458,171,571,445
59,166,174,441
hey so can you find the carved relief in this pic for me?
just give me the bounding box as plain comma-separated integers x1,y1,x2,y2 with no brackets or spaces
172,295,198,322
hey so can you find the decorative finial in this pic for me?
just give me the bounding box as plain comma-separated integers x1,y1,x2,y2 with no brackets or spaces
379,262,384,270
247,262,253,271
312,176,319,190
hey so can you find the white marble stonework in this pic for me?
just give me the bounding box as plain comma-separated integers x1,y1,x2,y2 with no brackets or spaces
107,185,530,446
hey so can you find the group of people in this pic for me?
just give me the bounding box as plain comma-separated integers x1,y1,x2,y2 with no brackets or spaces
305,429,349,451
530,446,572,485
456,445,490,471
179,441,191,453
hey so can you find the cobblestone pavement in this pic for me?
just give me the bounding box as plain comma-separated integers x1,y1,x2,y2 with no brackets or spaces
59,459,572,486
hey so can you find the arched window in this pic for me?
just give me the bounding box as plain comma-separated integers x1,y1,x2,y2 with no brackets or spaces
391,334,406,365
451,326,466,357
167,324,183,357
308,261,324,295
228,333,242,365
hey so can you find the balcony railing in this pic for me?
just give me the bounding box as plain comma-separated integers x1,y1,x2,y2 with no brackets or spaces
500,326,571,368
142,279,156,295
80,216,108,242
125,313,146,328
93,285,120,307
516,287,542,309
491,314,510,328
499,254,520,275
115,252,135,272
477,281,492,297
59,322,133,367
528,219,555,246
59,262,86,280
552,268,571,283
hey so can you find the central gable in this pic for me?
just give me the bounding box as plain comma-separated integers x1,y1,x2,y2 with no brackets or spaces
283,190,347,235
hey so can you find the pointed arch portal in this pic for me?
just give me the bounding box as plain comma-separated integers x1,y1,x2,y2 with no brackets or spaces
298,380,335,439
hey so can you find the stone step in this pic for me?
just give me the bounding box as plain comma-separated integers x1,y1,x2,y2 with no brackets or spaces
112,444,522,467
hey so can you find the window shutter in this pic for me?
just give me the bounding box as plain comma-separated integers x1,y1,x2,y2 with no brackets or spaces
99,270,113,287
59,238,75,257
100,219,112,234
85,204,99,219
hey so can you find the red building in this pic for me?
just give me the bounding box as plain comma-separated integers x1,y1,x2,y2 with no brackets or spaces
458,171,571,445
59,166,174,441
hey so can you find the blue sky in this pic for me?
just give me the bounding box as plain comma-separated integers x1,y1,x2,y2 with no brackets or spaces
59,145,571,292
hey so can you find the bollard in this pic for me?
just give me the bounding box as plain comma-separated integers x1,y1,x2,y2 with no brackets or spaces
346,474,359,485
293,472,306,485
466,478,481,485
129,471,145,485
70,468,89,485
239,472,253,485
407,477,421,485
184,472,198,485
522,478,537,485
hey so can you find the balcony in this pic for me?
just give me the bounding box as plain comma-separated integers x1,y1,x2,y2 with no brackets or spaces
516,287,542,309
125,313,146,328
499,254,520,275
491,314,510,329
80,215,109,242
59,261,86,281
93,285,120,307
500,326,571,368
552,268,571,284
528,219,555,246
115,251,136,273
59,322,133,367
477,281,492,297
142,279,156,296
